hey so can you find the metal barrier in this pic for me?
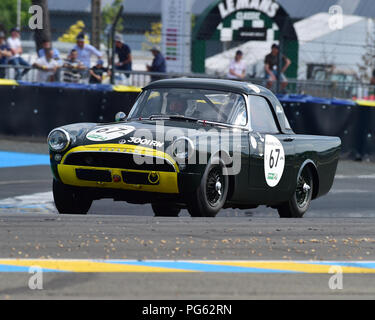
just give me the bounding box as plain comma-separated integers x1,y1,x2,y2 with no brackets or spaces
112,70,375,100
1,64,375,100
284,79,375,100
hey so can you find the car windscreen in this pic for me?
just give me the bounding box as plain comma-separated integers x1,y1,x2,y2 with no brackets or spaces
128,88,248,126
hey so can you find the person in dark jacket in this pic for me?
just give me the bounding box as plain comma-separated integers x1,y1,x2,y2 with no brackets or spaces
264,44,291,91
89,59,109,84
0,31,12,78
115,34,132,78
147,46,166,82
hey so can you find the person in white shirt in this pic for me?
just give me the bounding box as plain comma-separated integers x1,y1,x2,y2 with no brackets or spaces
7,27,31,80
33,48,60,82
72,33,103,69
227,50,246,80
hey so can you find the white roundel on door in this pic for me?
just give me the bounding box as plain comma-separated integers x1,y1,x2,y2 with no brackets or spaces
86,125,135,142
264,135,285,187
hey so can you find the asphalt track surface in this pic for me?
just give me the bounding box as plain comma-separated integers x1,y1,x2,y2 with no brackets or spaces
0,139,375,300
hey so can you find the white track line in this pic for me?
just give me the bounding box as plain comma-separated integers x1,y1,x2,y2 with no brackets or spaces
0,180,50,185
0,191,56,213
329,189,371,194
336,174,375,179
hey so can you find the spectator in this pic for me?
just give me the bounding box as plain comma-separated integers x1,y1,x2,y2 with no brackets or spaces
62,49,86,83
89,59,109,84
370,69,375,86
73,33,102,70
33,48,60,82
38,40,61,60
38,40,63,81
0,31,12,79
227,50,246,80
115,34,132,78
147,46,166,82
7,27,31,80
264,44,291,91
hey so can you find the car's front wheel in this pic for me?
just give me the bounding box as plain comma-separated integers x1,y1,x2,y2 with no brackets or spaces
53,180,92,215
277,166,313,218
151,204,181,217
187,160,228,217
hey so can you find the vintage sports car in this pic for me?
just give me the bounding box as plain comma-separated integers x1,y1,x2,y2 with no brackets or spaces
48,78,341,218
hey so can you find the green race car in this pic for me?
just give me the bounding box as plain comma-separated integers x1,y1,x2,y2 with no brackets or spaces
48,78,341,218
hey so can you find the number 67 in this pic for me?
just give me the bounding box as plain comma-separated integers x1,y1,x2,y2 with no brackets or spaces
269,149,280,168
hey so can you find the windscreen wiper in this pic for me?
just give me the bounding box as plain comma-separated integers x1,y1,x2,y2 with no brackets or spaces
148,115,199,122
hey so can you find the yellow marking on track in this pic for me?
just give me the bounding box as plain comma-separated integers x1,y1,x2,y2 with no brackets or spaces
1,260,374,274
0,260,192,273
201,261,375,274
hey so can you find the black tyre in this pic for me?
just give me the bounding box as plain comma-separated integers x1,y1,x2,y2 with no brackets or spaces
187,160,229,217
277,166,313,218
151,204,181,217
53,180,92,215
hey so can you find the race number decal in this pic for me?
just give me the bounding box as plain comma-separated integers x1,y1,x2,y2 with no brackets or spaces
264,135,285,187
86,125,135,142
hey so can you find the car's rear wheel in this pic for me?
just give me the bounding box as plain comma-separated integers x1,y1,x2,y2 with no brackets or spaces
53,180,92,215
277,166,313,218
151,204,181,217
187,160,228,217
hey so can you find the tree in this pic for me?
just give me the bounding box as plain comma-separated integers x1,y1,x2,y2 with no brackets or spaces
58,21,89,43
91,0,102,49
358,19,375,84
142,22,162,51
31,0,51,51
0,0,31,33
102,0,124,34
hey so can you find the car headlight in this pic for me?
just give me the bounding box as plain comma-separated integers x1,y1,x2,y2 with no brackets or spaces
172,137,195,161
47,129,70,152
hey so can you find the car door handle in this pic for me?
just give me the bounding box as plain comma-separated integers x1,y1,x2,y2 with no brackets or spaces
283,138,295,142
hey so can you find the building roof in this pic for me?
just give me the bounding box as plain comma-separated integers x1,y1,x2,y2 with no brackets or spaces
48,0,92,12
48,0,375,19
47,0,209,15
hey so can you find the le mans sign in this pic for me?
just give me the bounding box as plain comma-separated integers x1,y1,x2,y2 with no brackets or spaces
218,0,280,19
191,0,298,74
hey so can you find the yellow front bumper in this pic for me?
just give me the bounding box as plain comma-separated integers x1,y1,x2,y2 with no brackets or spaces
57,144,179,194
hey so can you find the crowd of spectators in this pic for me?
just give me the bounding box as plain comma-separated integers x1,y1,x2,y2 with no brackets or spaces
0,28,31,80
0,28,167,85
0,26,292,89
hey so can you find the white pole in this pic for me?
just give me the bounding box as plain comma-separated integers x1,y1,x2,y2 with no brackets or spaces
17,0,22,29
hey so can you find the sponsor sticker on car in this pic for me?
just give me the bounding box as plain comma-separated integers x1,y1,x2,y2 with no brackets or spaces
86,125,135,142
264,135,285,187
126,137,164,148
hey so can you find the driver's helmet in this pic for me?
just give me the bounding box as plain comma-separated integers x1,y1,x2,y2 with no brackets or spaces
167,96,187,115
